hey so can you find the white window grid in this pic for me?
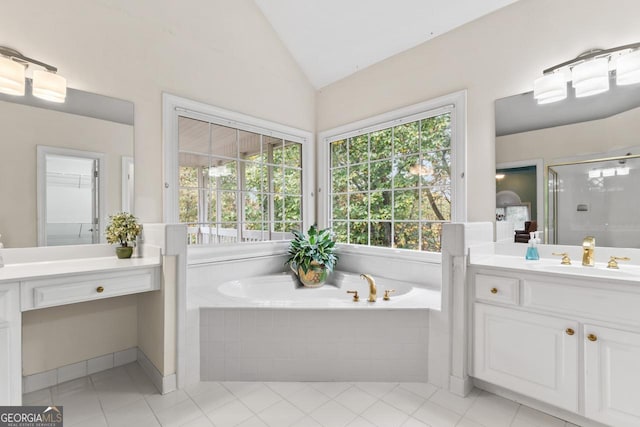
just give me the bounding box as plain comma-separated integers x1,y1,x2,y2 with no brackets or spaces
178,119,303,245
328,113,452,250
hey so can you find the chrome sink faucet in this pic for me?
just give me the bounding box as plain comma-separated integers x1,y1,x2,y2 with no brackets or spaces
360,274,377,302
582,236,595,266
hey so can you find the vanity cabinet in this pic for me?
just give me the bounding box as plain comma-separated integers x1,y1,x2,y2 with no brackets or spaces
584,324,640,426
474,303,579,411
471,270,640,427
0,282,20,405
0,252,162,405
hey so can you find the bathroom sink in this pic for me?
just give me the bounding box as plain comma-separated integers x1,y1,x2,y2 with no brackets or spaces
529,262,640,281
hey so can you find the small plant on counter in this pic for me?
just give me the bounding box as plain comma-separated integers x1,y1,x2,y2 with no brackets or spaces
286,225,338,288
105,212,141,259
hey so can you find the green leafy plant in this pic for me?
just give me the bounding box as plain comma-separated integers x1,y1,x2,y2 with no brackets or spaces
105,212,141,247
286,225,338,274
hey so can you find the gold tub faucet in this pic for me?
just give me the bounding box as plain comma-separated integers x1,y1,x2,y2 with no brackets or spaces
582,236,595,266
360,274,377,302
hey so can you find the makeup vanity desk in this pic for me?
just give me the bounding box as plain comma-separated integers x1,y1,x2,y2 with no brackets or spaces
0,245,162,405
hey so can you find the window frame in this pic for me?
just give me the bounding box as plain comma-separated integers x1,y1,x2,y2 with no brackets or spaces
317,91,467,251
163,94,315,237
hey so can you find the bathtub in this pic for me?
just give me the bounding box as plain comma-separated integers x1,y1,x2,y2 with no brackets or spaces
193,271,439,382
193,271,441,309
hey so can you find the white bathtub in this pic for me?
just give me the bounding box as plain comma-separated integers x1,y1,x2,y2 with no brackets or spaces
191,271,440,381
192,271,441,310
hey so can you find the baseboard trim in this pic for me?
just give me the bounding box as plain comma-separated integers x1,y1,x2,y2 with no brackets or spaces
449,375,473,397
23,347,137,394
136,348,176,395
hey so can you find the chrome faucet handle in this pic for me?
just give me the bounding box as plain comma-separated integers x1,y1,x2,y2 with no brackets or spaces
552,252,571,265
607,256,631,269
383,289,396,301
346,290,359,302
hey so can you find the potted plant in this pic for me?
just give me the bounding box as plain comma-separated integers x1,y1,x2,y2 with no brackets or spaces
286,225,338,288
105,212,141,259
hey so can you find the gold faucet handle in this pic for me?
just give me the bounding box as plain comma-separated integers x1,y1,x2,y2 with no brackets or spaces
383,289,396,301
607,256,631,269
552,252,571,265
347,290,359,302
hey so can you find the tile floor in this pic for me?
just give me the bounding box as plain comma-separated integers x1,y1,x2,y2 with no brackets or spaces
23,363,582,427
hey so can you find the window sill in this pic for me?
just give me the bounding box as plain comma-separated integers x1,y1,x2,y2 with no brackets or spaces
187,240,290,265
336,243,441,264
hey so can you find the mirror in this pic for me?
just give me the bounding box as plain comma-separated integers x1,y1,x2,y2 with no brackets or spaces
0,81,134,248
495,76,640,247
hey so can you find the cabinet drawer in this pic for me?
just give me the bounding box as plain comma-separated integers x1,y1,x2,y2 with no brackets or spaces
523,280,640,325
475,274,519,305
22,269,158,310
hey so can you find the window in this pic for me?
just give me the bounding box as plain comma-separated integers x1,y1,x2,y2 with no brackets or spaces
321,93,466,252
163,95,312,246
178,117,303,244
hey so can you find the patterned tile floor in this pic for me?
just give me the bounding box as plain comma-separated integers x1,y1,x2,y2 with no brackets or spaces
23,363,582,427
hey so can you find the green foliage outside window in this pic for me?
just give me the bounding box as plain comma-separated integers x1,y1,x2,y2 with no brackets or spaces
178,117,303,244
329,113,452,252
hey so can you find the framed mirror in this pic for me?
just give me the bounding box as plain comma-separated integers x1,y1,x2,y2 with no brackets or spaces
495,75,640,247
0,80,134,248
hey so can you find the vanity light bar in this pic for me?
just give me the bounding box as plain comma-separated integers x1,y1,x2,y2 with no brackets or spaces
533,42,640,104
0,46,66,103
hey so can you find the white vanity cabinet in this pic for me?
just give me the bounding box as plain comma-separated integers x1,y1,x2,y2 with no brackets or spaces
470,269,640,427
0,251,162,406
584,324,640,426
0,282,20,405
474,303,579,412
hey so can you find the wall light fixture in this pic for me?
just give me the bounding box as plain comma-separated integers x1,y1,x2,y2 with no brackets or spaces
533,42,640,104
0,46,67,103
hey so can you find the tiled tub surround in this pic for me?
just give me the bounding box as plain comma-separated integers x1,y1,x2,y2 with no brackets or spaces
185,242,442,385
195,271,437,381
200,308,429,381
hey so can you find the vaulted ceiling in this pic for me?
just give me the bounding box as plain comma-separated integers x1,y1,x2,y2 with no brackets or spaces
254,0,520,88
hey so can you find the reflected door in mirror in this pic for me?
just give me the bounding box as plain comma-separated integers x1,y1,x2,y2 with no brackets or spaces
37,146,106,247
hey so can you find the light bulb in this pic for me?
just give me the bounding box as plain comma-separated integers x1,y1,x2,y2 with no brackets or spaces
533,73,567,104
32,69,67,103
572,58,610,97
0,56,26,96
617,50,640,85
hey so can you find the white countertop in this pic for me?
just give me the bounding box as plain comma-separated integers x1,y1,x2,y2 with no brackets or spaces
469,245,640,284
0,255,161,283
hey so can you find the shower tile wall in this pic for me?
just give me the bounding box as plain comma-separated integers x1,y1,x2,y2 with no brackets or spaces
200,308,429,382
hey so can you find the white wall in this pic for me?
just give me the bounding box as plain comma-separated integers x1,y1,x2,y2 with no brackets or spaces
22,296,138,375
1,0,315,224
316,0,640,223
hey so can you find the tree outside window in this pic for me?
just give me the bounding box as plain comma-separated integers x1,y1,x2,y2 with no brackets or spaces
178,117,303,244
329,112,451,252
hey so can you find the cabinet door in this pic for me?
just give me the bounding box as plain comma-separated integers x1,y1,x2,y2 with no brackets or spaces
0,284,20,405
473,303,579,411
584,325,640,427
